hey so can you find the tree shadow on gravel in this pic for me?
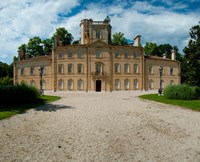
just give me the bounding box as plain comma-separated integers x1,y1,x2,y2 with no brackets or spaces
34,104,75,112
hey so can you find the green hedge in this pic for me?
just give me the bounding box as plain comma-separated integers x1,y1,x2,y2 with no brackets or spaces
0,83,40,106
164,84,199,100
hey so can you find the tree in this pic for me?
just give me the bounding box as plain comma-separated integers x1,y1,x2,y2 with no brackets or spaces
18,44,27,54
27,36,44,57
112,32,128,45
52,27,74,46
182,22,200,86
43,38,53,55
144,42,181,60
73,39,80,44
144,42,159,56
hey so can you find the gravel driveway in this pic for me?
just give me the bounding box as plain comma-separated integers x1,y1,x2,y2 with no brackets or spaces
0,91,200,162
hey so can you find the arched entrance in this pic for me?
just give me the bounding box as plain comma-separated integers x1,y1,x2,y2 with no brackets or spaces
96,80,101,92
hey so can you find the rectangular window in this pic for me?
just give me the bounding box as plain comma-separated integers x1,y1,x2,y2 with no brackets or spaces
134,51,138,59
170,67,173,75
96,30,102,39
115,51,120,58
115,63,120,73
96,50,102,58
77,49,84,59
30,67,34,75
58,52,64,59
149,65,153,74
21,68,24,75
68,51,73,58
77,64,83,74
134,64,139,74
124,64,130,73
58,64,64,74
124,51,129,58
68,64,73,74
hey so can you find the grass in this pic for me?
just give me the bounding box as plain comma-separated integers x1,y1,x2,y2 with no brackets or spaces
0,95,60,120
139,94,200,111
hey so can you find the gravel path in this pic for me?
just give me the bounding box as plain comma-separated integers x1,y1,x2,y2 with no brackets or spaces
0,91,200,162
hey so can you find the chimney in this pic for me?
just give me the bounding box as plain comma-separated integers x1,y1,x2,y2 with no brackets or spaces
133,34,141,47
163,53,166,59
25,53,29,60
18,50,24,61
171,49,176,60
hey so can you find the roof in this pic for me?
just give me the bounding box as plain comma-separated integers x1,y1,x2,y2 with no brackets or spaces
144,55,178,62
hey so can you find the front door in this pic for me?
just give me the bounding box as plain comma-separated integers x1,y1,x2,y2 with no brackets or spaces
96,80,101,92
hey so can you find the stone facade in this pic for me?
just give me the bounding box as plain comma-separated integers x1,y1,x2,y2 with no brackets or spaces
14,18,180,92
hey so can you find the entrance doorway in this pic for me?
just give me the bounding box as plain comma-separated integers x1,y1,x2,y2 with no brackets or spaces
96,80,101,92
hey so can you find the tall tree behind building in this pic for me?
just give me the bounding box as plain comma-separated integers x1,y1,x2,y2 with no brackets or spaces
182,22,200,86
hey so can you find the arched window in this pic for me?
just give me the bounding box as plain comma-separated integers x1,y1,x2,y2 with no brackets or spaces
124,79,129,90
124,64,130,73
58,79,64,90
149,79,154,89
68,79,73,90
78,79,83,91
115,79,120,90
30,80,35,87
77,64,83,74
134,79,139,89
42,80,46,90
114,63,120,73
96,63,103,75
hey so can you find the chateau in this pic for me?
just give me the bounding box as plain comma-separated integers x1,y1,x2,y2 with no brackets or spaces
14,17,180,92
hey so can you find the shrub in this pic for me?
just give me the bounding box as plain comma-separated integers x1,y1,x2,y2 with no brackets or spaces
0,83,40,107
195,86,200,99
164,84,199,100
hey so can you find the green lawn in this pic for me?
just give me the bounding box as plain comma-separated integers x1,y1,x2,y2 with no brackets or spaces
0,95,60,120
139,94,200,111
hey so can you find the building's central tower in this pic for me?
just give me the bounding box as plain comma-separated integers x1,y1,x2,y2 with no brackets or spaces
80,16,112,45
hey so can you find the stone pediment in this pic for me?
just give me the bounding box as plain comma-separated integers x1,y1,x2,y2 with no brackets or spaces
88,40,110,48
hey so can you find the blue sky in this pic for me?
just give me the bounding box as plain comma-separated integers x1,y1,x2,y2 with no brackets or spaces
0,0,200,64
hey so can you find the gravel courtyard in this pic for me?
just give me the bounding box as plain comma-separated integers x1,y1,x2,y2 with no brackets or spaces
0,91,200,162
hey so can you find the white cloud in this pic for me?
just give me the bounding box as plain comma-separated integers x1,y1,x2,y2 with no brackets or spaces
0,0,79,63
0,0,199,63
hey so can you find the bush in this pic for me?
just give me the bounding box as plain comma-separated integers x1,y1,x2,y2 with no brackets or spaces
195,86,200,99
0,76,13,86
0,83,40,107
164,84,199,100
